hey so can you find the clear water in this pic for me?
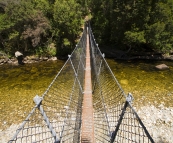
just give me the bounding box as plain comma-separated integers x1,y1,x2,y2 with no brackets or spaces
0,59,173,129
0,60,65,129
107,59,173,108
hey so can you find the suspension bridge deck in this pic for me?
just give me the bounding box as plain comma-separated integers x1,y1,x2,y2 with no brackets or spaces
81,28,94,142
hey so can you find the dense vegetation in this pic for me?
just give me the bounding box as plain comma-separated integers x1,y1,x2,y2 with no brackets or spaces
0,0,173,58
89,0,173,54
0,0,86,58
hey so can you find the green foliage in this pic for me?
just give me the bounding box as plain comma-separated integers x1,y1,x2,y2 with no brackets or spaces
47,43,56,56
144,1,173,53
2,0,173,57
35,47,44,56
90,0,173,53
53,0,84,56
53,0,83,36
63,38,70,46
48,48,56,56
32,0,50,13
124,30,146,45
0,0,85,57
9,31,19,40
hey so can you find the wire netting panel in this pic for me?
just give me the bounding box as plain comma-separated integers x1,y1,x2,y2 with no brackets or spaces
114,106,151,143
9,26,87,143
89,24,154,143
9,108,55,143
41,59,84,143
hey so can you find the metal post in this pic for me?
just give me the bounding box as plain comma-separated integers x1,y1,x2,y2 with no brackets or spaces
33,95,59,143
110,101,128,143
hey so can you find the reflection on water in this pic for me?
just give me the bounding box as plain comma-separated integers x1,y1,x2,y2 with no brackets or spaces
0,59,173,129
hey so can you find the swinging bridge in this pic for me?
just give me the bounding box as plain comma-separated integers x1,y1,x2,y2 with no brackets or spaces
9,23,154,143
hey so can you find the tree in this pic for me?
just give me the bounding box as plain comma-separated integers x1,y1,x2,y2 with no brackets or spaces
145,1,173,53
0,0,50,55
0,0,87,57
89,0,173,54
53,0,83,56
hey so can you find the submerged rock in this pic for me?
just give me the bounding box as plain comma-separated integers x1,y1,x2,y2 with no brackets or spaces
120,79,128,85
155,64,169,70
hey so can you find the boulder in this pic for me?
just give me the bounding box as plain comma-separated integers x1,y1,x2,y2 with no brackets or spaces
155,64,169,70
0,59,4,64
7,60,12,64
43,57,48,61
49,57,57,61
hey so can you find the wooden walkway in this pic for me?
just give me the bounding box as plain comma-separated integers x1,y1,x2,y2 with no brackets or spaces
81,28,94,143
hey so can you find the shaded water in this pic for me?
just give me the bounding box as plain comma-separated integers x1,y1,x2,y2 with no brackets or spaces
0,59,173,129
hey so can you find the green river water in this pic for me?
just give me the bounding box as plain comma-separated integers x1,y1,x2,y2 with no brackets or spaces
0,59,173,129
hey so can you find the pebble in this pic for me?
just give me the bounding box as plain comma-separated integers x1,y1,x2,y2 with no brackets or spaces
64,106,69,109
137,104,173,143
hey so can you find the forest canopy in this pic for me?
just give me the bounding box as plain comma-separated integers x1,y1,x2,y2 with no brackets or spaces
0,0,173,58
89,0,173,54
0,0,86,57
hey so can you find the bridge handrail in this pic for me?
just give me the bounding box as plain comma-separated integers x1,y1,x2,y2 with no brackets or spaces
9,23,87,143
88,21,154,143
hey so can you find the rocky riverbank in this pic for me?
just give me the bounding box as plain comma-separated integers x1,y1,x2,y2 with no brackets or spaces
1,48,173,65
136,104,173,143
0,55,59,65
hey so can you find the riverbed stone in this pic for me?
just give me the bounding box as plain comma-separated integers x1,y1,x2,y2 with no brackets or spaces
51,57,57,61
0,56,59,65
7,60,12,64
155,64,169,70
43,57,48,61
48,57,57,61
0,59,4,63
3,59,8,63
120,79,128,85
137,105,173,143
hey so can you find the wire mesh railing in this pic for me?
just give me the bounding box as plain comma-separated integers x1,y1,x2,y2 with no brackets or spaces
88,23,154,143
9,24,87,143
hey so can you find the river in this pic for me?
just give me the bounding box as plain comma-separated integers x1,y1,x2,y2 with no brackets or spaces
0,59,173,131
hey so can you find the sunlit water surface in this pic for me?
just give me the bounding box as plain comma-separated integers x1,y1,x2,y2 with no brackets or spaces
0,59,173,129
108,59,173,108
0,60,64,129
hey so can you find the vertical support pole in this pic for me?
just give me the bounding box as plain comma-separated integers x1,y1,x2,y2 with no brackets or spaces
81,26,94,143
110,93,133,143
110,101,128,143
33,95,59,143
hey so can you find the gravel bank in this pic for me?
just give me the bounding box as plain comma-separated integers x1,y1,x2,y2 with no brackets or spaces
136,104,173,143
1,104,172,142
